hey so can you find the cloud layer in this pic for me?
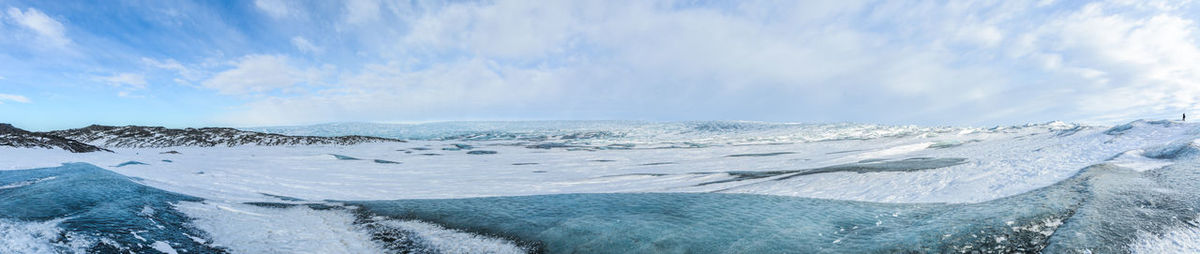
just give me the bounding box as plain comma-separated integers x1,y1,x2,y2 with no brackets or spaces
5,7,69,47
2,0,1200,128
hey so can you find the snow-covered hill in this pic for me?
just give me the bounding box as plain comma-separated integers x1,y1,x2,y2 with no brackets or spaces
0,123,109,153
46,125,406,148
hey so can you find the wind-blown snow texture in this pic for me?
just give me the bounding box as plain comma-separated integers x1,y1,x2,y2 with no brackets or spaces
3,120,1200,253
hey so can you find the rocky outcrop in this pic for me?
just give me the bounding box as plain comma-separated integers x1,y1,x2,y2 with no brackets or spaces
0,124,111,153
46,125,406,148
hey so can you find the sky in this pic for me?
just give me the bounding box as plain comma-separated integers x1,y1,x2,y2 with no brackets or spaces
1,0,1199,130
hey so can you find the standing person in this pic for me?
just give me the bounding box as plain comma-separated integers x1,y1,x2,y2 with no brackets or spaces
1184,113,1187,122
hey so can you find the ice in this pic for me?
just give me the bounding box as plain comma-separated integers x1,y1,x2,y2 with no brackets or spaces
173,200,528,254
150,241,177,254
1130,223,1200,253
1106,149,1174,172
331,154,360,160
0,176,55,190
2,120,1198,205
345,190,1073,253
339,159,1200,253
724,151,795,157
361,218,529,254
173,202,382,254
0,218,86,254
0,163,221,253
5,120,1200,252
113,161,149,167
372,159,401,164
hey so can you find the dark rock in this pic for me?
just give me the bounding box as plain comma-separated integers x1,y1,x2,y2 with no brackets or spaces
467,150,498,155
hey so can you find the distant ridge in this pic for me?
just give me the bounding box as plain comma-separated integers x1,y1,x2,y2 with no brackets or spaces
45,125,406,148
0,123,111,153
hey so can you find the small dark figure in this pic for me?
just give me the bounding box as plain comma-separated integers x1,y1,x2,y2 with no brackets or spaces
1184,113,1187,122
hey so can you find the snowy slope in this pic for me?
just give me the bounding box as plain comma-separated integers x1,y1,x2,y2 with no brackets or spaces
47,125,406,148
0,124,109,153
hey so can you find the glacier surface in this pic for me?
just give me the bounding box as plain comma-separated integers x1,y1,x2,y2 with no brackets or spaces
2,120,1200,253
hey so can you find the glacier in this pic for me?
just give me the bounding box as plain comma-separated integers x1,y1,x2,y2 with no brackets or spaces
2,120,1200,253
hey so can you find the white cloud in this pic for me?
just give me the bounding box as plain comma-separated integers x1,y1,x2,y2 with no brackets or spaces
208,0,1200,125
1020,1,1200,121
344,0,381,24
291,36,323,54
202,55,319,95
255,0,291,19
401,1,581,59
143,58,203,81
95,73,148,89
219,58,563,125
0,93,30,104
5,7,70,47
221,1,1022,125
116,91,139,98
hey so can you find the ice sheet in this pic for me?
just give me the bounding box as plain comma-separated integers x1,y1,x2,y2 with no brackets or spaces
2,120,1198,204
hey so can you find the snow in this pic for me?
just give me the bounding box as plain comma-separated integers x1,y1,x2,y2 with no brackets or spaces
5,120,1200,252
151,241,178,254
173,200,527,254
1,120,1198,204
0,176,55,190
1107,149,1175,172
0,218,89,254
362,218,529,254
173,202,383,254
1130,222,1200,254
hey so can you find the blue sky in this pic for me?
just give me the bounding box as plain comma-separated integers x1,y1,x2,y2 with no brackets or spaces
1,0,1199,130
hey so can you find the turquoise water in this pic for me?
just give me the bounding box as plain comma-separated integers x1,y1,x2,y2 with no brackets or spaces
0,163,222,253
